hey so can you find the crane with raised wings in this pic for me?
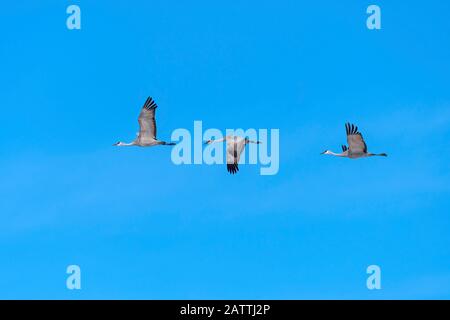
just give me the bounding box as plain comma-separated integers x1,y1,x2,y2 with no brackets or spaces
321,123,387,159
113,97,175,147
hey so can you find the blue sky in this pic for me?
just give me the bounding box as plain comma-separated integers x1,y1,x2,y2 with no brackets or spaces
1,0,449,299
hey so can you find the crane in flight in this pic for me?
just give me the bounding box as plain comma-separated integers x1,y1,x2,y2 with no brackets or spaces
321,123,387,159
113,97,175,147
205,136,261,174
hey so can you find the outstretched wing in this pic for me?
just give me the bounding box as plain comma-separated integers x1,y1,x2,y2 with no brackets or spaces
345,123,367,154
226,138,246,175
137,97,158,144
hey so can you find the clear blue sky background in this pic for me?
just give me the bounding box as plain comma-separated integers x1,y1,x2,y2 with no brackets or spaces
1,1,449,299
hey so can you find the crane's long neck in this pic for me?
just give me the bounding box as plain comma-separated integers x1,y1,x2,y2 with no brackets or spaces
119,141,137,146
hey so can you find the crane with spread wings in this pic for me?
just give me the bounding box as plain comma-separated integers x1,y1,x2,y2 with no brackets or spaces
113,97,175,147
205,136,261,174
321,123,387,159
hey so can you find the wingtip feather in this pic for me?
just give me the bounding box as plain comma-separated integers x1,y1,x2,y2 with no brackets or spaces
227,164,239,175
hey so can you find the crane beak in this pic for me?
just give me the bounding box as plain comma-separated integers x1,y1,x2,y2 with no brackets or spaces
320,151,326,155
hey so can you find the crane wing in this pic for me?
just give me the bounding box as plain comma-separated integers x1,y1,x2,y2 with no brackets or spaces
345,123,367,154
137,97,158,144
226,138,246,174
